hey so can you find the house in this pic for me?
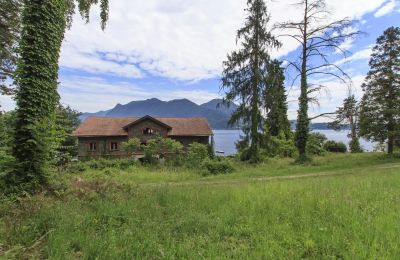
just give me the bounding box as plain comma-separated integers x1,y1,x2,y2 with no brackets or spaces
72,115,213,160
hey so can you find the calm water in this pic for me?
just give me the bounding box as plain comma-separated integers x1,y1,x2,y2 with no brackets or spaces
213,129,375,156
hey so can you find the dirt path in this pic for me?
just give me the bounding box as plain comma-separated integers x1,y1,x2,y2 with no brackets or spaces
138,163,400,188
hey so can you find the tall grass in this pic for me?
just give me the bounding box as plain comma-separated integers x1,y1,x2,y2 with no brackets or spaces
1,153,400,258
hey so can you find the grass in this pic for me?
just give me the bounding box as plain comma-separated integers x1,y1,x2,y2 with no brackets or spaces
1,153,400,259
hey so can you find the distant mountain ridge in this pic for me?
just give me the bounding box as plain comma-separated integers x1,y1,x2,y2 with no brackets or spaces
80,98,239,130
80,98,335,130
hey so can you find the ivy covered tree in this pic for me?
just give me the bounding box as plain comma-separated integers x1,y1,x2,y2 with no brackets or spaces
276,0,360,162
0,0,21,101
264,59,291,139
221,0,280,162
8,0,109,190
359,27,400,154
328,95,362,153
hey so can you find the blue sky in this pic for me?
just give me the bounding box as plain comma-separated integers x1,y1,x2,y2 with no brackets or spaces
1,0,399,121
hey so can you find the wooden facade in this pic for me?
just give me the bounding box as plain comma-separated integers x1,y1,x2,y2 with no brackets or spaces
73,115,212,160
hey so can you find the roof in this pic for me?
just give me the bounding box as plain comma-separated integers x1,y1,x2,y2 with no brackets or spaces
123,115,172,130
73,116,213,137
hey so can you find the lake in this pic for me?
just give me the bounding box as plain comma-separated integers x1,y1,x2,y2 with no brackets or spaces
213,129,375,156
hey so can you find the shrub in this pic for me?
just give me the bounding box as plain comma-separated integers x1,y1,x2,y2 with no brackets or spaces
187,142,209,166
201,158,235,175
306,132,327,155
82,158,138,171
141,136,184,165
264,132,297,158
324,141,347,153
122,138,141,154
68,161,87,173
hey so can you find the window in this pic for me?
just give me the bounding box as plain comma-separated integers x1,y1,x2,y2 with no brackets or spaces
110,142,118,151
89,143,96,151
143,128,154,135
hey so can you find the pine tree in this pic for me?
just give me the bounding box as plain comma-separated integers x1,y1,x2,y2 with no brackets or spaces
328,95,362,153
264,60,291,139
9,0,109,190
0,0,21,101
359,27,400,154
221,0,280,162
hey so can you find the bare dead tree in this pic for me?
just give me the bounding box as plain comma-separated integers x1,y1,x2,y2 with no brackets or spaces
275,0,361,161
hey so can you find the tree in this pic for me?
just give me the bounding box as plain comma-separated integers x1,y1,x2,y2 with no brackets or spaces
54,104,81,158
328,95,362,153
0,0,21,101
9,0,109,190
264,59,292,139
276,0,360,162
359,27,400,154
221,0,280,162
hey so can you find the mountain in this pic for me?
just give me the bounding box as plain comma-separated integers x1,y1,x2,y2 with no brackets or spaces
80,98,334,130
80,98,239,129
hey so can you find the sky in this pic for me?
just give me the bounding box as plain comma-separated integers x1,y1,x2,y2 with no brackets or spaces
1,0,400,122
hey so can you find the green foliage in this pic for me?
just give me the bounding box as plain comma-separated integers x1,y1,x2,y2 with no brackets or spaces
264,60,292,139
349,138,363,153
329,95,363,153
221,0,280,161
264,131,297,158
187,142,209,166
306,133,327,156
1,154,400,259
11,0,70,189
76,158,138,172
121,138,141,154
10,0,109,192
359,26,400,154
142,136,184,165
0,0,21,99
323,141,347,153
0,111,16,152
201,158,235,176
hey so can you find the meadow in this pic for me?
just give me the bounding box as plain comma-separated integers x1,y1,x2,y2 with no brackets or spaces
1,153,400,259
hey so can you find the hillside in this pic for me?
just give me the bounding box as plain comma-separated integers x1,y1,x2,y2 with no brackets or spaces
80,98,239,129
80,98,337,130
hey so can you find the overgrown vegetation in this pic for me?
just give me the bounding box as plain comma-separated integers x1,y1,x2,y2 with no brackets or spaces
1,153,399,259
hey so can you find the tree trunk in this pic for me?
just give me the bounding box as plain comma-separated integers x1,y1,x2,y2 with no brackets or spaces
295,0,309,161
10,0,67,188
388,136,394,154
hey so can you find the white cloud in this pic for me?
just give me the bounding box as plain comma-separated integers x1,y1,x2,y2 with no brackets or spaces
60,0,388,82
374,0,397,17
59,76,220,112
335,45,373,66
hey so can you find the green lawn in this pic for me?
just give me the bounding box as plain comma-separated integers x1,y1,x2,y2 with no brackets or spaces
1,153,400,259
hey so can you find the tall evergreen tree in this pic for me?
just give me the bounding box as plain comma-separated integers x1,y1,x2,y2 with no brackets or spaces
0,0,21,101
329,95,362,153
276,0,360,162
8,0,109,190
359,27,400,154
264,59,291,139
221,0,280,161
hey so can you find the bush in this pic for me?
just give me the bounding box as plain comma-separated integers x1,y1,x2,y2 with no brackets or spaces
187,142,209,166
68,161,87,173
264,133,297,158
306,132,327,156
78,158,138,171
324,141,347,153
201,158,235,175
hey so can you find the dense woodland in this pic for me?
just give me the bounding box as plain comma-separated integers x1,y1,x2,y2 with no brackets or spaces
0,0,399,195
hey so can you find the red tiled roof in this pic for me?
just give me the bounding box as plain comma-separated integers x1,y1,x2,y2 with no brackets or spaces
73,116,213,137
